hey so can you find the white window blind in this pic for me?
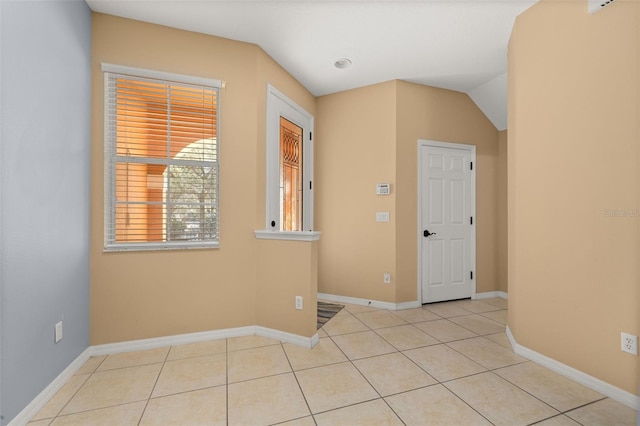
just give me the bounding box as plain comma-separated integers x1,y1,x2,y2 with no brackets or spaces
104,67,220,251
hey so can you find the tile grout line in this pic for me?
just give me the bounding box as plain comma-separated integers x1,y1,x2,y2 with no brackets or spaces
35,300,632,425
45,353,108,423
439,330,606,426
322,320,408,424
328,304,515,425
421,306,509,423
137,346,171,425
323,306,504,424
558,397,608,426
437,379,497,425
279,341,316,424
444,313,505,336
51,345,235,424
344,336,408,425
490,365,602,419
493,367,609,426
225,338,229,426
326,306,489,423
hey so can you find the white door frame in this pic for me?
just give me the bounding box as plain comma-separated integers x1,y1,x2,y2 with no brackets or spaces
417,139,476,304
266,84,314,231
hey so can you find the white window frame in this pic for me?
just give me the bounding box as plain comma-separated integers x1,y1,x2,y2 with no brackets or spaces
258,84,319,241
102,63,223,252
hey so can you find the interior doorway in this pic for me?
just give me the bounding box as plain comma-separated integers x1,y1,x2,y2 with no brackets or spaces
418,140,476,303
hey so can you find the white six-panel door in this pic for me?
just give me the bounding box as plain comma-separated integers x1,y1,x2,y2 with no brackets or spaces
419,141,475,303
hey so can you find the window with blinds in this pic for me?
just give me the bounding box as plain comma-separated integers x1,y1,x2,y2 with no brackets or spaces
103,65,221,251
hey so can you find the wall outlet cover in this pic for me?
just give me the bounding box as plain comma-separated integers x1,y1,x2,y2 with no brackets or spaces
621,332,638,355
55,321,63,343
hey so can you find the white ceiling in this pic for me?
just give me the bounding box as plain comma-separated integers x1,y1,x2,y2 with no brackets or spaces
86,0,538,131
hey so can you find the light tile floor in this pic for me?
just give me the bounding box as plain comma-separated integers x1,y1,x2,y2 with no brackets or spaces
29,298,638,425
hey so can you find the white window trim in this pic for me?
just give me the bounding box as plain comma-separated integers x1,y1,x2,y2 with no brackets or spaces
261,84,316,240
104,241,220,252
101,63,223,89
103,64,221,252
254,230,320,242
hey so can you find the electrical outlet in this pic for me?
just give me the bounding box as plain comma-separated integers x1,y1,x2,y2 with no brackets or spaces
295,296,303,310
621,332,638,355
383,272,391,284
55,321,63,343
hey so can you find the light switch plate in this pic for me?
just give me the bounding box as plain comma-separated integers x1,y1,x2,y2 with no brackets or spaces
376,212,390,222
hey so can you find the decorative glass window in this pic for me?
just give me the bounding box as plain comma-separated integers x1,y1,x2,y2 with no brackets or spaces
280,117,303,231
265,84,314,233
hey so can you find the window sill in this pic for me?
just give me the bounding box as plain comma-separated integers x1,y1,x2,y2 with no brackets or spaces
254,230,321,242
104,241,220,252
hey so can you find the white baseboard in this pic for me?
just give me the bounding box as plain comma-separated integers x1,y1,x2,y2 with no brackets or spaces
255,326,319,349
396,300,422,310
317,293,420,311
506,326,639,411
474,291,508,300
91,326,318,356
90,326,254,356
10,326,318,425
318,291,507,308
8,348,92,426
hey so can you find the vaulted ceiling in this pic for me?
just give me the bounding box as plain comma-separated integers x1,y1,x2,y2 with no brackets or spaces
86,0,539,130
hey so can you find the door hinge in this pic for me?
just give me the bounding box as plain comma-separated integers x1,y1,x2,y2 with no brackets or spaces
309,181,312,190
470,161,473,171
310,132,313,140
470,271,474,280
470,216,473,225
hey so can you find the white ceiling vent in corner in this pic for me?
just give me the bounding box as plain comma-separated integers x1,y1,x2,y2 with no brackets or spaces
588,0,616,14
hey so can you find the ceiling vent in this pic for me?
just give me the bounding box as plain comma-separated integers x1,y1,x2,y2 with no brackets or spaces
588,0,616,14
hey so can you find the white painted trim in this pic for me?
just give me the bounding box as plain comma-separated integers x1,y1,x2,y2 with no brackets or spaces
417,140,477,304
9,327,318,425
101,63,222,88
90,327,254,356
396,300,422,310
0,3,3,420
473,291,508,300
266,84,315,231
506,326,639,411
254,230,321,242
8,348,92,426
318,293,420,311
587,0,616,14
91,326,318,356
255,326,319,349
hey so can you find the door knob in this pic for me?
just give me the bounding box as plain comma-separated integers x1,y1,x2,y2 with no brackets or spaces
423,230,436,237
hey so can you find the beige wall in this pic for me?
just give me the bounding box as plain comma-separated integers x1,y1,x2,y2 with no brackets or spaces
316,80,500,303
396,81,500,300
497,130,508,293
91,14,318,344
91,12,507,345
315,82,398,302
256,240,318,335
508,0,639,394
